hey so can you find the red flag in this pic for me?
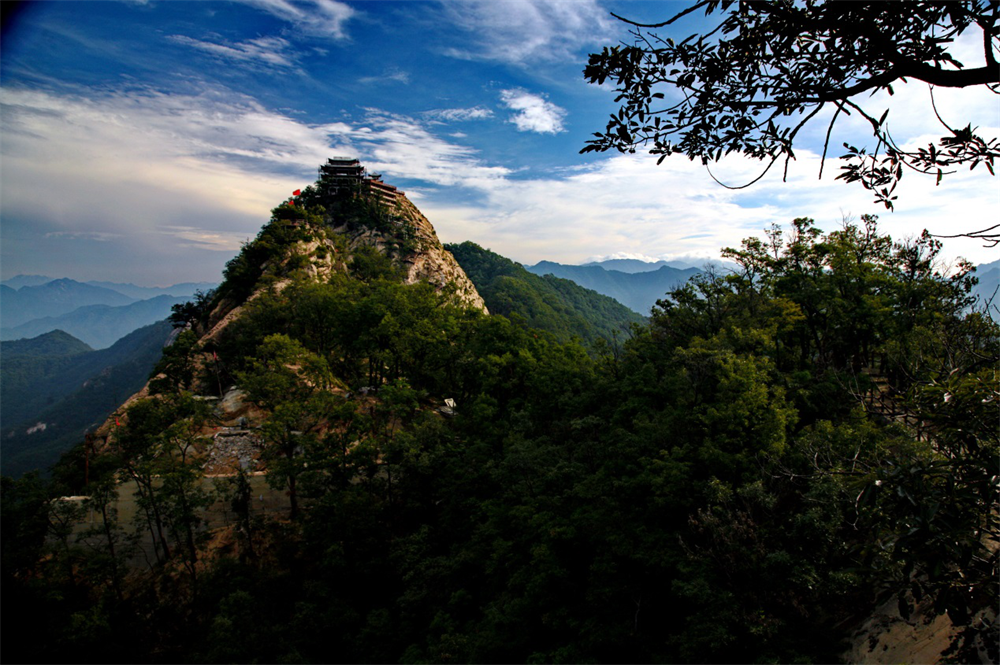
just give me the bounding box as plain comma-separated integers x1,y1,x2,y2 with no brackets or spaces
292,189,301,196
115,418,121,427
213,350,218,361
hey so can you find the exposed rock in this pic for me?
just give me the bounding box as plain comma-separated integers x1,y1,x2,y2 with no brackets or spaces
844,593,998,664
332,194,487,313
395,196,487,312
204,429,263,475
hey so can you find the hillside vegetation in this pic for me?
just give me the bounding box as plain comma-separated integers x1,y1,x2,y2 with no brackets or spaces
447,241,645,348
2,167,996,664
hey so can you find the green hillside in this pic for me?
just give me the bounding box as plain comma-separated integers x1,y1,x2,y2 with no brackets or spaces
447,241,645,347
1,321,174,477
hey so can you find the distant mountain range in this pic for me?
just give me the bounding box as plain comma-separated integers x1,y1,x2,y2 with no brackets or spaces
1,279,134,328
973,259,1000,313
1,275,216,348
526,261,701,315
1,295,188,348
1,322,175,477
582,258,736,273
527,257,1000,317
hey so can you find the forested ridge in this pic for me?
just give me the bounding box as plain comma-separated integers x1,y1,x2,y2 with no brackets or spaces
446,241,646,348
2,181,997,663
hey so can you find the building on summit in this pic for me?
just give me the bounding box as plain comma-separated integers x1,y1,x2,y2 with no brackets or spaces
320,157,401,206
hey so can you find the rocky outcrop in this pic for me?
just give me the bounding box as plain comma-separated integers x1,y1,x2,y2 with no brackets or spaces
394,195,487,312
331,194,487,313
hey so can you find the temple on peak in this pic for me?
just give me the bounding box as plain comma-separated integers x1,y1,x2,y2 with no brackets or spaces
319,157,401,206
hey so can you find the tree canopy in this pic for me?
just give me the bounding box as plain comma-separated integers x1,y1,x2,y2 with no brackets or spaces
582,0,1000,241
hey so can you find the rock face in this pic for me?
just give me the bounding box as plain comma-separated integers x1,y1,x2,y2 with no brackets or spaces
396,195,487,312
331,194,487,313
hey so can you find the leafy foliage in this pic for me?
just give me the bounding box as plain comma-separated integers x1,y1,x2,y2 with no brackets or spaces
582,1,1000,218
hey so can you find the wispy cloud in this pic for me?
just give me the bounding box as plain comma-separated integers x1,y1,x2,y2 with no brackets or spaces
499,89,566,134
0,86,351,268
238,0,356,40
338,110,512,190
423,106,494,122
161,226,247,251
168,35,299,69
2,79,995,285
44,231,124,242
358,68,411,86
440,0,614,64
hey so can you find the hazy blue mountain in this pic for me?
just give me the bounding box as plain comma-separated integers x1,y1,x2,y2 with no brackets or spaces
85,280,217,300
526,261,700,314
582,259,674,273
1,295,188,348
1,278,135,328
583,258,737,273
1,274,55,289
972,261,999,314
977,258,1000,272
1,320,174,477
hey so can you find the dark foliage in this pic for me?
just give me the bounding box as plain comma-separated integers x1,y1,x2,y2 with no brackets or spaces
582,1,1000,226
4,211,996,663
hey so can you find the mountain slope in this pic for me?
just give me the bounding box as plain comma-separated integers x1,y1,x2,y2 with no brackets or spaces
448,241,644,347
1,294,188,348
526,261,700,314
0,320,174,477
1,331,96,426
1,329,93,358
972,263,999,315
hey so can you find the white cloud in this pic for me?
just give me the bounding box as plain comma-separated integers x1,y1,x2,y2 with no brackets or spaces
44,231,124,242
586,252,663,263
161,226,248,251
440,0,614,64
499,89,566,134
424,106,495,122
169,35,299,69
358,68,411,85
0,86,352,267
239,0,355,40
2,77,995,285
419,144,1000,268
343,111,512,190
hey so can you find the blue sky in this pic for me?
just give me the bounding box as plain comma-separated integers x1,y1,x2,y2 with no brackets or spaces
2,0,997,285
